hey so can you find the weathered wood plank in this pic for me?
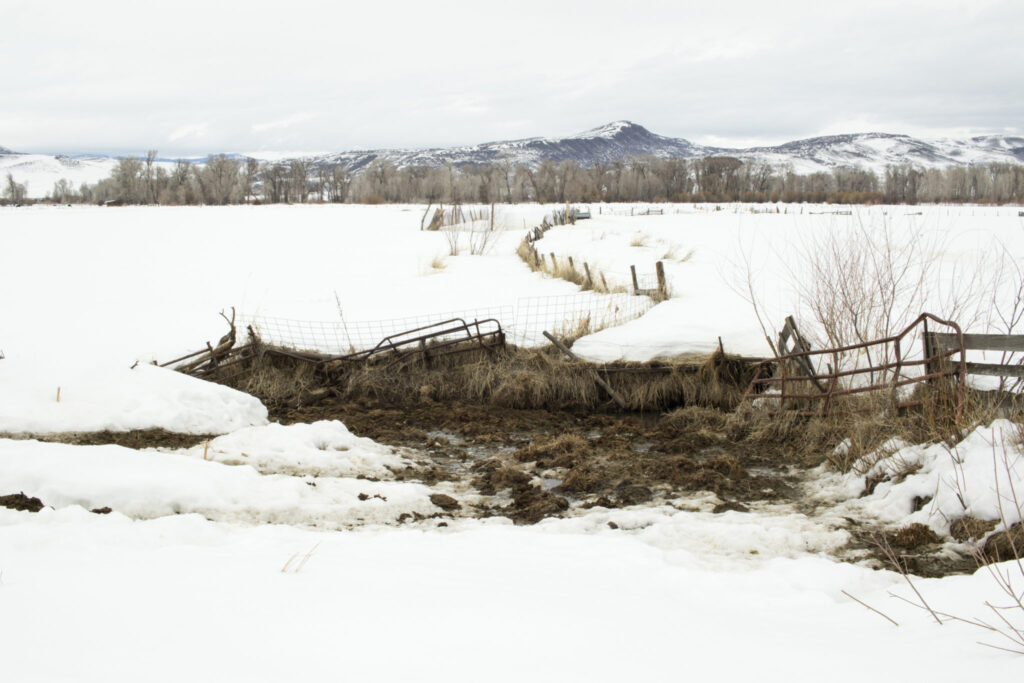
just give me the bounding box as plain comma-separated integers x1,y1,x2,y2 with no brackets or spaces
964,362,1024,378
932,333,1024,352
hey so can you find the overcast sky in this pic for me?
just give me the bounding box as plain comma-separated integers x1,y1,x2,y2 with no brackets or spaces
2,0,1022,156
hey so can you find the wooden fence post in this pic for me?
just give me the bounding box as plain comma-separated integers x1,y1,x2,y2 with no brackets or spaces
655,261,666,298
583,262,593,288
543,331,626,409
922,318,934,382
630,265,639,294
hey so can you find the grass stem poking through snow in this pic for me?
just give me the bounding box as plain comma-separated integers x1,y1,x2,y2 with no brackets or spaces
281,542,321,574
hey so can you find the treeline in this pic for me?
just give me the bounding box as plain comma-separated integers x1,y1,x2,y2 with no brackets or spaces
29,152,1024,206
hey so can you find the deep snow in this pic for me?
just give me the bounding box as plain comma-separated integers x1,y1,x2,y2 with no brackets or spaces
1,202,1023,680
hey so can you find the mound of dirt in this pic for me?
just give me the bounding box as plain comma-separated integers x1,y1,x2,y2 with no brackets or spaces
429,493,460,511
983,523,1023,562
889,523,941,549
950,516,997,542
0,492,45,512
503,486,569,525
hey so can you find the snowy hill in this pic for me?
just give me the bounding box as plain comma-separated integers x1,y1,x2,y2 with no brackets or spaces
735,132,1024,174
0,152,120,197
5,122,1023,197
305,122,1024,174
310,121,720,172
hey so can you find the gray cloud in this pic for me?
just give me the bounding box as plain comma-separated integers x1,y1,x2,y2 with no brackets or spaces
1,0,1021,155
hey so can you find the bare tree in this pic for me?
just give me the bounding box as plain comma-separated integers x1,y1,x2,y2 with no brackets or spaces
243,158,259,203
4,173,27,203
289,160,310,203
144,150,158,203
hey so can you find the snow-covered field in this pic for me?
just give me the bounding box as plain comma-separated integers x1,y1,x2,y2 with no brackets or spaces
1,203,1023,680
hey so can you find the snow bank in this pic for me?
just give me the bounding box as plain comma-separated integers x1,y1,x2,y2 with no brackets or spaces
573,298,769,361
0,507,1019,682
196,420,405,477
0,437,437,527
0,360,267,434
817,420,1024,534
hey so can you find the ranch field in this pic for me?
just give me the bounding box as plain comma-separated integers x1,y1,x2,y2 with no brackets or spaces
1,203,1023,681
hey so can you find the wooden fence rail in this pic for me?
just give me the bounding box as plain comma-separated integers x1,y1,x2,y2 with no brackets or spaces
929,332,1024,378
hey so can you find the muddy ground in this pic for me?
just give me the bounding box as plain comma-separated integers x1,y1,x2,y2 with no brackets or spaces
275,397,986,577
0,428,212,450
278,399,797,518
2,396,986,577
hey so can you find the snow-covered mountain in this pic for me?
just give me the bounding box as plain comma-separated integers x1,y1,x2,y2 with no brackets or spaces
736,132,1024,174
311,121,717,171
4,122,1023,197
303,122,1024,174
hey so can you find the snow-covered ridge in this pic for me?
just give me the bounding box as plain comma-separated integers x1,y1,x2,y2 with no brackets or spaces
261,121,1024,172
5,123,1023,197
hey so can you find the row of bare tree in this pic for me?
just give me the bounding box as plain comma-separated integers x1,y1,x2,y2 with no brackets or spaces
33,153,1024,206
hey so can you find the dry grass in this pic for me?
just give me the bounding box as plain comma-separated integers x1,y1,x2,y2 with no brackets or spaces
430,254,447,271
556,315,592,346
516,238,626,295
725,377,973,470
231,347,322,407
232,343,759,414
630,233,650,248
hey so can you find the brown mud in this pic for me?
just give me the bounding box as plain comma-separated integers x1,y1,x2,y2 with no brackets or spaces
277,398,799,522
275,397,984,575
1,429,212,450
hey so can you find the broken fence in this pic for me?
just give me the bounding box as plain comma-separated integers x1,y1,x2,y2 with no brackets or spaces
742,313,967,419
240,292,653,355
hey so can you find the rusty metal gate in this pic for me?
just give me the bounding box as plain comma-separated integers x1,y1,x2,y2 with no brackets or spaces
742,313,967,419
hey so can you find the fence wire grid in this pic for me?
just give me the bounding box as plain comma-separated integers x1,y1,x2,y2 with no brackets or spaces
242,292,653,355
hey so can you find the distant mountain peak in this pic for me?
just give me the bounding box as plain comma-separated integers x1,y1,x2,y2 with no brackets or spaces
571,120,649,139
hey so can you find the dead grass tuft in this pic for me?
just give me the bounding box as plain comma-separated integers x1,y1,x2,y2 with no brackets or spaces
630,233,650,248
516,434,591,468
889,523,941,549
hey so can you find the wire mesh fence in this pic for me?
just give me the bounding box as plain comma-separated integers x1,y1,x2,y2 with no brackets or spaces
634,272,660,292
241,292,653,355
244,305,514,355
511,293,653,347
